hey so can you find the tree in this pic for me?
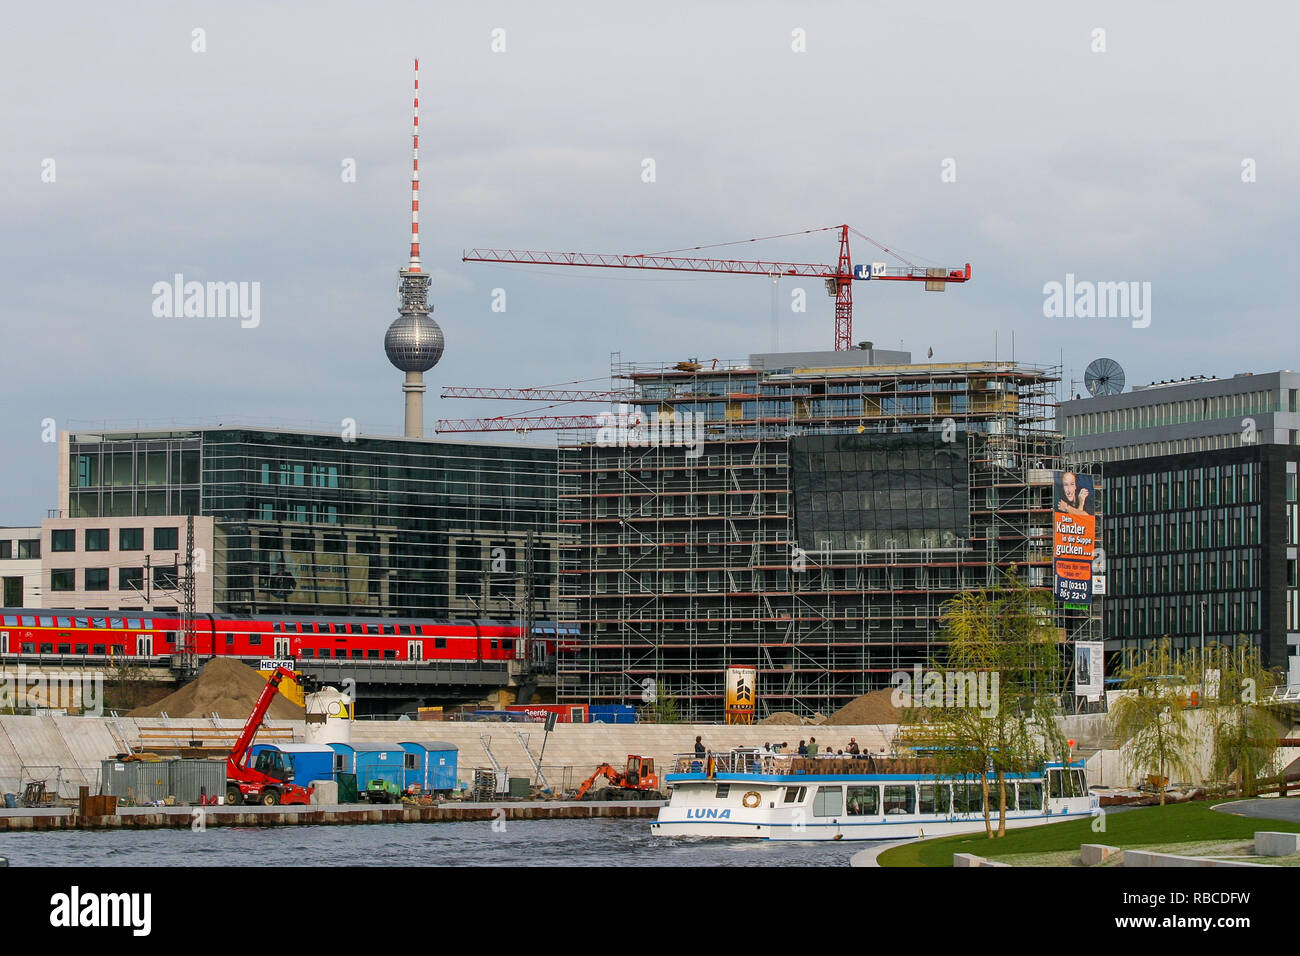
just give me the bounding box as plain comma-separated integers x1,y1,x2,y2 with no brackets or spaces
1107,638,1200,805
1195,641,1282,796
897,568,1067,838
643,691,681,724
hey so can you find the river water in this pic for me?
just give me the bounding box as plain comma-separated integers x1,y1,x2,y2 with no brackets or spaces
0,819,861,867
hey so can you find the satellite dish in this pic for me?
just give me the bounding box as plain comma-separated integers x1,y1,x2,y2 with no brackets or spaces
1084,358,1125,397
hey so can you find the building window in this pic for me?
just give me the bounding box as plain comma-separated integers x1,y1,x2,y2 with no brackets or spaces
119,528,144,551
154,527,179,550
86,568,109,591
85,529,109,552
118,568,143,591
51,569,75,592
51,530,76,552
0,540,9,559
17,539,40,559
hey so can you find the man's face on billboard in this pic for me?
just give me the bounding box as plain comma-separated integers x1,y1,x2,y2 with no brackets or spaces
1062,472,1077,500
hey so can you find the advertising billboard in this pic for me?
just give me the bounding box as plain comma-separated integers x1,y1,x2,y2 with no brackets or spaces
1053,470,1096,607
1074,641,1105,700
725,665,757,724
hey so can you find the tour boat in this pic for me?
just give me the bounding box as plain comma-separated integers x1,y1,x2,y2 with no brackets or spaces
650,749,1097,841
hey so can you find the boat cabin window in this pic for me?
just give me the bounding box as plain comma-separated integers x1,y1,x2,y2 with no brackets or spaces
953,784,984,814
918,784,950,815
1019,782,1044,810
782,786,806,804
1048,769,1088,799
715,784,730,799
884,785,916,815
846,785,879,816
813,786,843,817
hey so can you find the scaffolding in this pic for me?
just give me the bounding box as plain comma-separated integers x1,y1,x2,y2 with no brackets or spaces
557,355,1102,720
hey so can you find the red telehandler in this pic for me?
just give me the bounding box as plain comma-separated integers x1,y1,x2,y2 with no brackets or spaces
225,666,314,806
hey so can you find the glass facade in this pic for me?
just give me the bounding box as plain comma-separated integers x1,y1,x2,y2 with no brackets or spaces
65,429,560,621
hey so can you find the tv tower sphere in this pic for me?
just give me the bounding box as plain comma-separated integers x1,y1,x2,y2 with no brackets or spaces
385,310,444,372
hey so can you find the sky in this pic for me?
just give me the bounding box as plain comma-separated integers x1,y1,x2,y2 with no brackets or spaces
2,0,1296,523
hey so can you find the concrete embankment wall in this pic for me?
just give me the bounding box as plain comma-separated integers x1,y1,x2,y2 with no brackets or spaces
0,715,897,797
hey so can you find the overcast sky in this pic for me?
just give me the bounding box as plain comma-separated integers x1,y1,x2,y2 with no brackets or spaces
2,1,1296,523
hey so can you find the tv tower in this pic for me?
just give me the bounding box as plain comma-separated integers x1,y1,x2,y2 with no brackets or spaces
385,57,444,438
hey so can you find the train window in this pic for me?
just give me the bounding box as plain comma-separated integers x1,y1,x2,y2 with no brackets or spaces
75,617,89,628
56,643,69,654
57,616,71,627
367,624,379,635
350,649,361,658
490,640,498,650
126,619,141,629
39,615,54,627
273,623,282,632
142,619,152,630
93,617,107,628
75,644,88,654
110,618,123,628
225,635,234,646
21,616,36,626
166,632,176,644
502,640,513,651
382,625,394,635
2,615,16,626
40,643,53,653
434,638,446,649
92,645,105,655
21,643,34,653
248,635,262,645
383,649,396,659
366,649,378,659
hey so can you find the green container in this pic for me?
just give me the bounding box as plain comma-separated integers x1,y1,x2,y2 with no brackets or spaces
508,777,531,799
336,772,359,804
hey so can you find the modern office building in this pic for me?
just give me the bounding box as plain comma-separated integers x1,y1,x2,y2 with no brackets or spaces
52,428,560,623
1061,370,1300,681
0,527,43,608
559,347,1100,720
39,515,215,613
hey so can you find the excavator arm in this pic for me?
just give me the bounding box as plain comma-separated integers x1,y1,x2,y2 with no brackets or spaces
573,764,620,801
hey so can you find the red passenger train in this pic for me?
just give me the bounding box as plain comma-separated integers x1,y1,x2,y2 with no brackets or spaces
0,608,556,665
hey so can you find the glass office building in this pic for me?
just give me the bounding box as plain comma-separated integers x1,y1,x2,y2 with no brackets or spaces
60,428,560,621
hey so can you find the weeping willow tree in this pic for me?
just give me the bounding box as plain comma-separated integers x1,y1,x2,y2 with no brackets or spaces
1108,638,1200,804
1193,642,1282,796
897,569,1067,838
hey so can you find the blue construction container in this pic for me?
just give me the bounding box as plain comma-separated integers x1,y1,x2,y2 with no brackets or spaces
398,741,460,793
247,743,336,788
328,743,406,790
588,705,637,724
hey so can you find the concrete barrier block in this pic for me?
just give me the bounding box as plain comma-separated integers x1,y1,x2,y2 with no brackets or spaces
1080,843,1119,866
309,781,338,805
1254,831,1300,857
978,859,1011,867
953,853,984,867
1126,849,1271,868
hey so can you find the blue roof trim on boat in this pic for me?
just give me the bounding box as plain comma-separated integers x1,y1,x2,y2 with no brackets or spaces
665,772,1052,784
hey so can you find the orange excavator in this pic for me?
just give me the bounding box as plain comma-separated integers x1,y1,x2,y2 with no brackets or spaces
573,755,664,801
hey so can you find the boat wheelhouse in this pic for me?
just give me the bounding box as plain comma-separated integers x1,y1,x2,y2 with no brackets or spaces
651,749,1096,841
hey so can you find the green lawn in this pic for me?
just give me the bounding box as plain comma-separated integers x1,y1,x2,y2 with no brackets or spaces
877,800,1300,867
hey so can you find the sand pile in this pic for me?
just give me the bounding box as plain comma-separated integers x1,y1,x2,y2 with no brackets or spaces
757,711,805,726
129,658,305,720
824,688,903,726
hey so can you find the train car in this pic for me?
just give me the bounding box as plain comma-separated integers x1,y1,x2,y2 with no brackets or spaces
0,607,536,667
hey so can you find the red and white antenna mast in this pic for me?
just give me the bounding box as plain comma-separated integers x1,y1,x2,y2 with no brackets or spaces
409,57,421,272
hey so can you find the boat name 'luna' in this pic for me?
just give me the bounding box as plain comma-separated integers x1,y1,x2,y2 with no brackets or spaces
686,808,732,819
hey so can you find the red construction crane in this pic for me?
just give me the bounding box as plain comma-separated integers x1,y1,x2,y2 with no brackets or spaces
463,224,971,352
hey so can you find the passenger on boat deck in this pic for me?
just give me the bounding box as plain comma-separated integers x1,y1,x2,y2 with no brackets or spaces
797,740,808,755
848,738,860,755
694,736,706,757
808,737,818,756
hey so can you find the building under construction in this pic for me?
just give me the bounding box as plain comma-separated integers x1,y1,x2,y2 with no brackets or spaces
556,346,1100,720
